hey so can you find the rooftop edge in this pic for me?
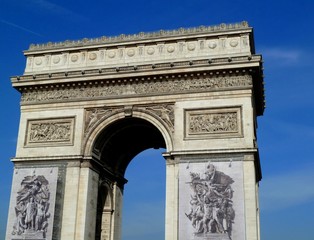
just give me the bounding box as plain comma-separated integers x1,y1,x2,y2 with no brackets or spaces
27,21,250,52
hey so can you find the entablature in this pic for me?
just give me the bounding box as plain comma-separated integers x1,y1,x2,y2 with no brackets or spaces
11,22,264,115
12,56,264,114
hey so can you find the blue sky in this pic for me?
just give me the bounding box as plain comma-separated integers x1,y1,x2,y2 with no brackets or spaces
0,0,314,239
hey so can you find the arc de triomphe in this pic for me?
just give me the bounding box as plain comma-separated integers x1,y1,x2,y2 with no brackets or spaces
6,21,264,240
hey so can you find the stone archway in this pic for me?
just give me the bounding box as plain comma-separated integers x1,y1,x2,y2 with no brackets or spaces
90,117,167,240
7,22,264,240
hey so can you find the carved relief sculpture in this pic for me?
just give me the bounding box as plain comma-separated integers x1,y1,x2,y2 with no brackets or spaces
84,104,175,137
186,107,242,139
185,163,235,239
189,112,237,134
11,175,51,239
25,118,75,146
136,104,174,132
85,108,120,133
20,75,252,104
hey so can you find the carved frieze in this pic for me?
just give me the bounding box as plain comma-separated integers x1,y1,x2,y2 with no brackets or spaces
21,75,252,104
185,107,242,139
25,118,75,147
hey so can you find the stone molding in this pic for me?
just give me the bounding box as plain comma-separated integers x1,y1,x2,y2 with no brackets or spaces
12,155,84,163
24,117,75,147
27,22,249,51
20,73,253,105
66,161,81,168
184,107,242,139
13,55,260,84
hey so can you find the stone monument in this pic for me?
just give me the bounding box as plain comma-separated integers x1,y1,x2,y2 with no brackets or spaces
7,21,264,240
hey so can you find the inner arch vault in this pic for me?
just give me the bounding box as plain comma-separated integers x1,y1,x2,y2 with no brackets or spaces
93,117,166,178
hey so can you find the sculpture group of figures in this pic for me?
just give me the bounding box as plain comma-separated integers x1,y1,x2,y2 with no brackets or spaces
189,112,237,134
185,164,235,239
29,122,71,142
12,175,50,237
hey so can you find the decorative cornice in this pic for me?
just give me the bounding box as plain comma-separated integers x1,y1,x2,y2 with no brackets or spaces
12,55,261,85
27,22,250,52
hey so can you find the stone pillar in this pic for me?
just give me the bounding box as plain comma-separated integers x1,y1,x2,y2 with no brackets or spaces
243,154,259,240
96,180,114,240
60,161,81,240
101,208,113,240
74,161,99,240
164,155,179,240
110,183,123,240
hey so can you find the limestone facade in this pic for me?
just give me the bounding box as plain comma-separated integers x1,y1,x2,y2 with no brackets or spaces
7,21,264,240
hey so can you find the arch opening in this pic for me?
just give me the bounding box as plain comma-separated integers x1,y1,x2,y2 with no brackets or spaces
93,117,167,240
93,117,166,177
122,148,166,240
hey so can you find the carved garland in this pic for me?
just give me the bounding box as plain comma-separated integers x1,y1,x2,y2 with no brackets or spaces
21,75,252,104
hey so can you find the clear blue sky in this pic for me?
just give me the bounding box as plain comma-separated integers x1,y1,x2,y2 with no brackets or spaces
1,1,314,239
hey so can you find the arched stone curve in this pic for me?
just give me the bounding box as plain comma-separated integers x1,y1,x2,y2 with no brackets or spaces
83,110,173,157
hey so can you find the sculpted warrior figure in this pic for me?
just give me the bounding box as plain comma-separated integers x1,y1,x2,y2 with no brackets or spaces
35,199,49,231
12,201,26,235
25,197,36,230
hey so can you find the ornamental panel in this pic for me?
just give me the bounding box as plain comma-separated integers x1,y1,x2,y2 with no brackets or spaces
185,107,242,139
25,118,75,147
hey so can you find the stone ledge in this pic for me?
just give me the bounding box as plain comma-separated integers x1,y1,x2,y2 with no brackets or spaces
12,56,262,86
26,21,250,52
